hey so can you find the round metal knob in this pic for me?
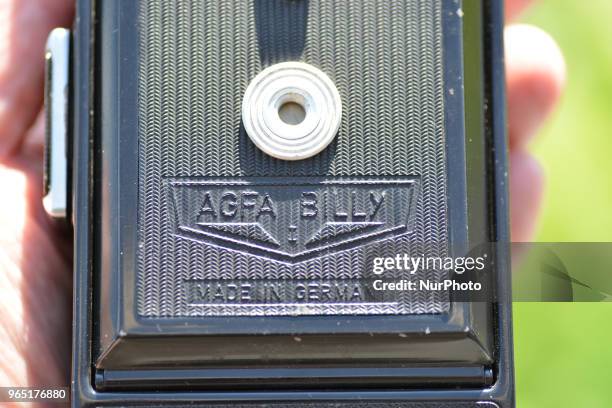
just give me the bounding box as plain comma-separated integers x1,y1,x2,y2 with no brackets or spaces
241,62,342,161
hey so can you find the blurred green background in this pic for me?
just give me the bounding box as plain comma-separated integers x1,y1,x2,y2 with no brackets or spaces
513,0,612,407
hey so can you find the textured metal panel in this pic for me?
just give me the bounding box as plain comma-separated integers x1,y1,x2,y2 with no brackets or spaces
137,0,449,317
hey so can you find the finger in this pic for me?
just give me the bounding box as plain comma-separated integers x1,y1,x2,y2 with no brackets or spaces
0,0,74,160
510,150,544,242
21,107,45,160
505,24,566,150
0,160,72,387
505,0,536,22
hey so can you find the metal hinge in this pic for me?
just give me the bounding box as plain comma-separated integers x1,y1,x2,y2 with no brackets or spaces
43,28,71,220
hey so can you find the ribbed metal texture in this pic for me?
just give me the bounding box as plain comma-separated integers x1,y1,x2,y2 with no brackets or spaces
137,0,448,317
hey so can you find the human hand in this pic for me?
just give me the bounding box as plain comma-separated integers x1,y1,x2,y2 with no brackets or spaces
0,0,565,399
0,0,74,395
506,0,566,241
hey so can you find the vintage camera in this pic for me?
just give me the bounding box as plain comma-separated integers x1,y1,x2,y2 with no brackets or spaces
44,0,513,406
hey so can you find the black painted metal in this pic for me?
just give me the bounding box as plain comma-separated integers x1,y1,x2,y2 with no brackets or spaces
71,0,513,406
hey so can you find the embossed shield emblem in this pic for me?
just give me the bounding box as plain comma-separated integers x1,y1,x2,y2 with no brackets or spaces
170,177,419,263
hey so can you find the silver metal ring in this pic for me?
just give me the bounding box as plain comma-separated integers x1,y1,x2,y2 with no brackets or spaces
242,62,342,161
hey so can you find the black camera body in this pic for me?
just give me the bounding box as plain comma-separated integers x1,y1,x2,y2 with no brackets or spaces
50,0,514,406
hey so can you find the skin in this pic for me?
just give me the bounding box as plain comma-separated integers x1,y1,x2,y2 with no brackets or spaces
0,0,565,402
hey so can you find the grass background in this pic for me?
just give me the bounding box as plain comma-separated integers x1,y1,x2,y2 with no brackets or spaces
513,0,612,406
